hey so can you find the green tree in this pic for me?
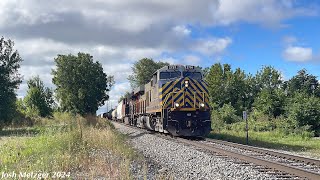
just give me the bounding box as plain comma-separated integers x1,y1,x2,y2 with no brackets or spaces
206,63,248,115
202,67,210,79
52,53,115,115
24,76,54,117
255,66,282,91
253,66,285,118
0,37,23,127
284,69,319,97
253,88,286,118
244,74,256,111
118,91,132,103
206,63,228,108
230,68,248,114
128,58,169,88
287,93,320,135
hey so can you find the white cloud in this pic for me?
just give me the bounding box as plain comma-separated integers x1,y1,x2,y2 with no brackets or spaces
0,0,317,114
283,35,297,45
281,35,317,62
108,82,131,107
211,0,316,27
124,48,164,61
194,37,232,55
0,0,62,26
103,63,132,82
183,55,201,65
172,25,191,36
0,0,314,32
157,57,179,65
283,46,313,62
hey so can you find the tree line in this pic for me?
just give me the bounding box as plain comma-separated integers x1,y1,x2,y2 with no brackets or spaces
0,37,114,130
128,59,320,136
1,36,319,136
206,64,320,136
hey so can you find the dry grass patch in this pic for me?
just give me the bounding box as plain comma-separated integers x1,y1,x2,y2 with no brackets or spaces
0,113,138,179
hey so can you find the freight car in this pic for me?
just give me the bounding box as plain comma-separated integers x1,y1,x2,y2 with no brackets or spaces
111,109,117,120
113,65,211,137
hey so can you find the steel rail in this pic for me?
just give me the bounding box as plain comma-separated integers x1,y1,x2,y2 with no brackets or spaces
205,138,320,167
177,138,320,180
112,121,320,179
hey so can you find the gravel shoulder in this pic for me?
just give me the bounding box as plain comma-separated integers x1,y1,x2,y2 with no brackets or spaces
113,122,276,180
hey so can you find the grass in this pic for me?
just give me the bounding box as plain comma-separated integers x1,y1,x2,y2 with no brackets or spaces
209,129,320,158
0,113,139,179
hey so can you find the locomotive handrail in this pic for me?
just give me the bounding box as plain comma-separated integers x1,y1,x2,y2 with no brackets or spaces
161,91,172,129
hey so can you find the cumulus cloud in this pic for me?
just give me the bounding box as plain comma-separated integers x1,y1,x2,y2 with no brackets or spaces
283,46,313,62
183,55,201,65
211,0,316,27
172,25,191,36
0,0,314,32
194,37,232,56
157,57,179,65
281,35,318,62
0,0,316,113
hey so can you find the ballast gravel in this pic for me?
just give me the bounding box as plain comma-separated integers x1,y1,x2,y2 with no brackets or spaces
113,123,276,180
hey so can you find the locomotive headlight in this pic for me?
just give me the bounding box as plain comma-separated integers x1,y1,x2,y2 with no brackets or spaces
185,80,189,87
175,103,180,108
200,103,205,108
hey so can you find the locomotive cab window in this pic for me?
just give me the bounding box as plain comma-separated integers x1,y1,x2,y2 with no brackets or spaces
160,71,181,79
183,72,202,80
171,71,181,78
160,72,170,79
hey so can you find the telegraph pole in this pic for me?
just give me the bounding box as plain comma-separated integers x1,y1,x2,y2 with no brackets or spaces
243,110,248,145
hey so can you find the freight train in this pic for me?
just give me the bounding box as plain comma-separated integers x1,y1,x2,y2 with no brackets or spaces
111,65,211,137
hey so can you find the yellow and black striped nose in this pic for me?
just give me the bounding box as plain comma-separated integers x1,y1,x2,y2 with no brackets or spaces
159,77,209,110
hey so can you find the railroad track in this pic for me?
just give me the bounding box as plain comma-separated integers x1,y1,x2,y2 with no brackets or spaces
174,138,320,180
112,121,320,179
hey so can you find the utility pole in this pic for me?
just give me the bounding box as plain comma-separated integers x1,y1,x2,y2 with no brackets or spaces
243,93,250,145
243,110,248,145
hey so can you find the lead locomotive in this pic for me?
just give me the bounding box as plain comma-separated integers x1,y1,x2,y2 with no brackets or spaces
112,65,211,137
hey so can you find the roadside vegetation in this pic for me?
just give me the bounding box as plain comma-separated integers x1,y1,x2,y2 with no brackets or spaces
0,113,137,179
206,63,320,157
1,37,136,178
1,35,320,177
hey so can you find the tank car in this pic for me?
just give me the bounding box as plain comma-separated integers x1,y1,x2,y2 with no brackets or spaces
111,109,117,120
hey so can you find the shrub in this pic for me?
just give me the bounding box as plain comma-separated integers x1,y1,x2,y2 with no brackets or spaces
253,88,286,118
286,93,320,136
219,103,240,124
211,103,240,132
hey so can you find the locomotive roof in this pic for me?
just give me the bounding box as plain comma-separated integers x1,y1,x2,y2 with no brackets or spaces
133,85,144,95
157,65,201,73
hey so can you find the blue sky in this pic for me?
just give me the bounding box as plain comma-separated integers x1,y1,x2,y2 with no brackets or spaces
187,12,320,79
0,0,319,114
